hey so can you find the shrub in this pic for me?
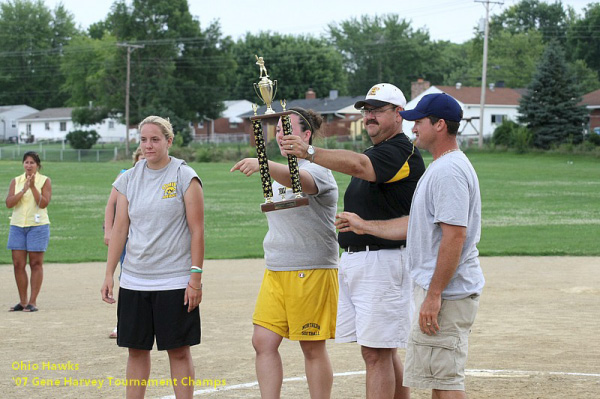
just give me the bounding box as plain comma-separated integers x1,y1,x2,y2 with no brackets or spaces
66,130,100,149
175,129,194,147
195,145,220,162
169,146,196,162
512,126,533,153
588,131,600,146
492,120,520,146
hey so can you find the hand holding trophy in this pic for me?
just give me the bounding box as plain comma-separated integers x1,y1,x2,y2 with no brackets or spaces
248,56,309,212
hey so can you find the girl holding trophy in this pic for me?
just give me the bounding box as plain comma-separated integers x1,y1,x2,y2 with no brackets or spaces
231,107,339,398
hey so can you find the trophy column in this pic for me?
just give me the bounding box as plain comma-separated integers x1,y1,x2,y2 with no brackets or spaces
251,118,273,203
281,114,302,196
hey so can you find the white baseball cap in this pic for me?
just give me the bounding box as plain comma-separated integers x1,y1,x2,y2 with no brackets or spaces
354,83,407,109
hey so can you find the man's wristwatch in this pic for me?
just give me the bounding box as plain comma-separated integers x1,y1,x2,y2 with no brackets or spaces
306,145,315,162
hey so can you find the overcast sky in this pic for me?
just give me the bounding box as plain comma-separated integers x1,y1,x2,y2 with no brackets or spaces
40,0,591,44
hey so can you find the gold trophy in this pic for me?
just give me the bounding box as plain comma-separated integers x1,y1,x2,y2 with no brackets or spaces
250,55,309,212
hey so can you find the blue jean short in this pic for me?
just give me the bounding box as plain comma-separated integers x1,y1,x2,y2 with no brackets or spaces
7,224,51,252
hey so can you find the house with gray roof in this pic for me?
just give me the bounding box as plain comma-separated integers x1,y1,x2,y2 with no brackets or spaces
239,90,365,144
18,107,131,143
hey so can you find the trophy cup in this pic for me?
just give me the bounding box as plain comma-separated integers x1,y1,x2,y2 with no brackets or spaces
250,55,309,212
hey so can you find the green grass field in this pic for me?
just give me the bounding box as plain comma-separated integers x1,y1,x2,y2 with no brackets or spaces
0,151,598,264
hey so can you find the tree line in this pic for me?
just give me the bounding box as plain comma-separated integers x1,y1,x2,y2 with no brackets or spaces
1,0,599,149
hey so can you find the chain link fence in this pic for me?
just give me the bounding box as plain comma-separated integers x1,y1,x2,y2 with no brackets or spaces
0,146,125,162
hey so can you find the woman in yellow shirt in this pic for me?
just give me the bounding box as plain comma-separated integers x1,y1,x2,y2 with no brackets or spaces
5,151,52,312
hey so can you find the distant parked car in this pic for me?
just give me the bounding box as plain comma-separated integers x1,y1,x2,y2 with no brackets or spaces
593,127,600,135
7,136,18,143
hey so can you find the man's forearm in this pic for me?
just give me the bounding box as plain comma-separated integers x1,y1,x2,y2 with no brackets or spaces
313,147,376,181
336,213,408,240
363,217,408,240
428,224,466,296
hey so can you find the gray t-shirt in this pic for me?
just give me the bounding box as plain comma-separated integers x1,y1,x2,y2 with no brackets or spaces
264,160,339,271
114,157,200,280
406,151,485,299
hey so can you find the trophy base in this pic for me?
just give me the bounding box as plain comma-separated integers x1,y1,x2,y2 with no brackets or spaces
261,195,309,212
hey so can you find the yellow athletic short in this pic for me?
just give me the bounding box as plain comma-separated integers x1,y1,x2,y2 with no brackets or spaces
253,268,338,341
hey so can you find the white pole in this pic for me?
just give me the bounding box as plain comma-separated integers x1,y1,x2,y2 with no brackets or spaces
125,46,131,157
117,42,144,157
478,0,490,149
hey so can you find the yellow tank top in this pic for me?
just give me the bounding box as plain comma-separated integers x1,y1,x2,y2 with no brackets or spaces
10,173,51,227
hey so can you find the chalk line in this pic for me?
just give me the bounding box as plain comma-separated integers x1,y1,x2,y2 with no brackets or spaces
159,368,600,398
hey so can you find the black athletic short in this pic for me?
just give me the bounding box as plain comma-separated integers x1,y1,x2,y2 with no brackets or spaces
117,287,201,351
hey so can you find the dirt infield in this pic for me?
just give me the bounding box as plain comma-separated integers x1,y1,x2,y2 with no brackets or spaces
1,257,599,398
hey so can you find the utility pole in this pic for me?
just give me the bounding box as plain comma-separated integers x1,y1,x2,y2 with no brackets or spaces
475,0,502,149
117,43,144,156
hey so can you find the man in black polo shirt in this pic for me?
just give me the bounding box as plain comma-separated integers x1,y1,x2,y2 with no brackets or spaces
282,83,425,399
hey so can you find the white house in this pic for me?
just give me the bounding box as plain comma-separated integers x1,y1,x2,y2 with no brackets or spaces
17,108,134,143
404,83,523,141
0,105,38,141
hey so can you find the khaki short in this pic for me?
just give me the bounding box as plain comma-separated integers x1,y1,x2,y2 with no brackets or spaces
403,285,480,391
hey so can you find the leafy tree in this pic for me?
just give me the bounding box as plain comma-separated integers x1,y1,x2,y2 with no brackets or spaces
61,0,236,143
490,0,575,44
426,41,470,87
447,31,545,88
567,3,600,77
485,31,545,88
71,107,111,126
105,0,235,124
60,35,121,109
568,59,600,96
328,14,432,95
229,32,347,101
518,41,588,149
0,0,80,108
441,39,481,87
66,130,100,149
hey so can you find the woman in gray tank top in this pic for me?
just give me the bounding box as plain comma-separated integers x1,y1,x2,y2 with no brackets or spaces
101,116,204,398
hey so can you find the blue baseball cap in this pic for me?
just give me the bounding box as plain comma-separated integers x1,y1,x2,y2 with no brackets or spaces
400,93,463,122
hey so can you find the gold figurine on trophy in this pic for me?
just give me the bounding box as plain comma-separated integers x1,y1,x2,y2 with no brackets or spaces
253,55,278,115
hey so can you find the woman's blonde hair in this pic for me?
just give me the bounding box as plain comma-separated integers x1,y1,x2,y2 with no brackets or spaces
138,116,174,141
132,147,144,165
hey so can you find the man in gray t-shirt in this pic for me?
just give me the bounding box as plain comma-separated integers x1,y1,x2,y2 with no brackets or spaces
336,93,484,398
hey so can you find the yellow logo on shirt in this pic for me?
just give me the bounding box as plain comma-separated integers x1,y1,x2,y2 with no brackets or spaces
162,182,177,199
